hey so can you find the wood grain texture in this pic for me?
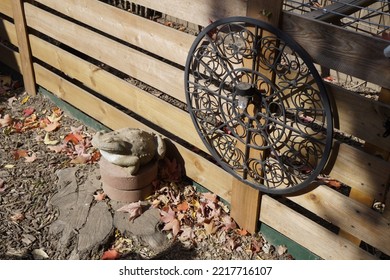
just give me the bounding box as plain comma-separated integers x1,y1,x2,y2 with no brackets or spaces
0,0,13,18
281,12,390,88
260,195,377,259
11,0,36,95
24,3,186,103
330,83,390,152
287,185,390,256
0,18,18,46
34,0,194,66
129,0,247,26
329,143,390,201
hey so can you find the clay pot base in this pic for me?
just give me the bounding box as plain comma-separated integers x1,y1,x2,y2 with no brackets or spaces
99,157,158,202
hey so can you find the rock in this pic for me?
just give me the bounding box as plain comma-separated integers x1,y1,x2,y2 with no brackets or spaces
91,128,166,175
113,207,167,250
49,167,114,259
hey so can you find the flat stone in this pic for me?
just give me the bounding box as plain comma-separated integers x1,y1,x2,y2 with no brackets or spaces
49,166,114,259
78,202,113,252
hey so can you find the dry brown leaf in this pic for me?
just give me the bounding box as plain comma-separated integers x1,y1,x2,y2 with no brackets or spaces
204,220,218,235
277,245,288,256
13,149,28,160
117,201,145,221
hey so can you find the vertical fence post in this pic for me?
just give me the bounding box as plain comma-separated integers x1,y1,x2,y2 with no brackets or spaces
230,0,284,233
12,0,36,96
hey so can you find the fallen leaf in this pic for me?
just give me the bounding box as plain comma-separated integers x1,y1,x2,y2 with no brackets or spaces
176,201,189,212
160,207,181,236
23,107,35,117
64,133,83,144
70,125,84,133
47,144,66,153
277,245,288,256
201,192,217,203
237,228,248,236
24,153,37,163
70,154,90,164
93,191,106,201
7,96,17,107
20,95,30,104
162,218,180,236
44,133,59,145
117,201,145,221
204,220,218,235
32,249,49,260
13,149,28,160
0,114,12,127
4,164,14,169
101,249,120,260
44,121,61,132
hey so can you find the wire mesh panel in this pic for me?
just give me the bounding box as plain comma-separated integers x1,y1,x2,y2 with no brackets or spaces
283,0,390,37
185,17,333,194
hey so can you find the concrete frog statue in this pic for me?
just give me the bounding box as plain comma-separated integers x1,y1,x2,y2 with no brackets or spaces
92,128,166,175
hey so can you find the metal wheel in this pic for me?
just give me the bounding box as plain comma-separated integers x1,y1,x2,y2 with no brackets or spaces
184,17,333,194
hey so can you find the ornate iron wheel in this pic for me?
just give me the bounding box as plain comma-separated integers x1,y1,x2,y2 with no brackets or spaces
184,17,333,194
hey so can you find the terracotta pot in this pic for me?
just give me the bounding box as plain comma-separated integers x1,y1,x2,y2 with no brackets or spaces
99,157,158,202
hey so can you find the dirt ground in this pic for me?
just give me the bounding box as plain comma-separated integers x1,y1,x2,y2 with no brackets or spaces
0,72,294,260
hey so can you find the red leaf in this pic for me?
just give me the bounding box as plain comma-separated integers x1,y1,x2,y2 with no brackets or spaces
64,133,83,144
101,249,120,260
23,107,35,117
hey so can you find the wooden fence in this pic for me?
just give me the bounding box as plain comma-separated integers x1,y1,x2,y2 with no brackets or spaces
1,0,389,259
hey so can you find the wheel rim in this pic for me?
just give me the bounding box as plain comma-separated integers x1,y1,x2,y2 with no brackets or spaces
185,17,333,195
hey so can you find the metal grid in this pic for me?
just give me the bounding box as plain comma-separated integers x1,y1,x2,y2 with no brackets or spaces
283,0,390,37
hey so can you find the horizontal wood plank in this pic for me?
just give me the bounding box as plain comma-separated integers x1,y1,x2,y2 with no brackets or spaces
329,143,390,201
287,185,390,256
24,3,186,103
260,195,377,259
330,83,390,152
33,63,235,204
34,0,194,66
0,18,17,46
281,12,390,89
129,0,247,26
0,0,13,18
0,43,21,71
28,34,207,154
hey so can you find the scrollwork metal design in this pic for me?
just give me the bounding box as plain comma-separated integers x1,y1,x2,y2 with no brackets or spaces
185,17,333,194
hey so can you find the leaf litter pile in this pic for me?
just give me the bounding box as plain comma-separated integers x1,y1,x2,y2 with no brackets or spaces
0,78,293,260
